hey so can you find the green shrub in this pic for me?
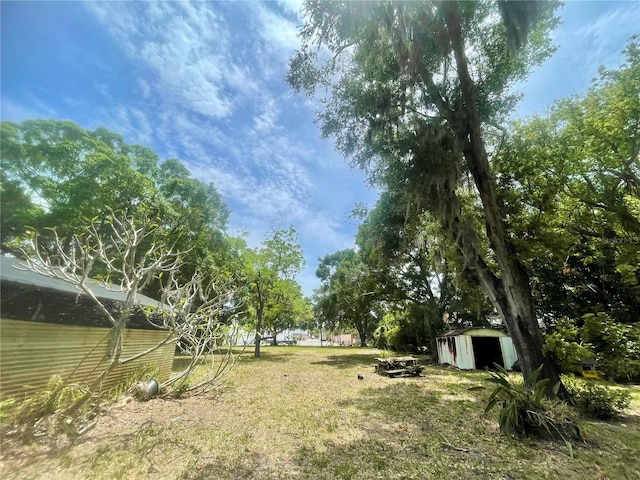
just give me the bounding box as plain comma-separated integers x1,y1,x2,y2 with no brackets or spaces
563,376,631,419
543,318,593,374
485,365,583,456
373,323,405,351
580,313,640,382
384,326,404,351
544,314,640,382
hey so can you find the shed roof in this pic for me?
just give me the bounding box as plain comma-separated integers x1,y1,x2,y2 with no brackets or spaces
440,327,508,337
1,256,160,308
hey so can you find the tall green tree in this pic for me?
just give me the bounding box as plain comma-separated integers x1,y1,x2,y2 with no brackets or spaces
156,157,231,286
495,37,640,324
0,119,233,298
0,120,156,246
242,228,305,357
315,249,381,347
356,191,493,355
264,279,313,345
289,0,563,385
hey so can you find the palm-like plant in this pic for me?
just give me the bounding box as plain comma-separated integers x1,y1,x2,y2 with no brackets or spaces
485,364,583,457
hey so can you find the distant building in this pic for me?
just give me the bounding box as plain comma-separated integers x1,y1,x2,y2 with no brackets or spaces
332,333,356,346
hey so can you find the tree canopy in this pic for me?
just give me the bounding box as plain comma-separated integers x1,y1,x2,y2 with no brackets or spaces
495,37,640,324
239,227,308,357
315,248,381,347
0,119,235,296
289,0,563,385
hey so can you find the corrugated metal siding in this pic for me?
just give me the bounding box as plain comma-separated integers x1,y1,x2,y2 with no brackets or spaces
455,335,475,369
437,335,475,369
0,319,175,400
438,332,519,371
499,336,518,370
437,336,457,366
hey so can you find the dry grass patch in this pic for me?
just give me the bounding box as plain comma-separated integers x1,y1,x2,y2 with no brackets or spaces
1,347,639,479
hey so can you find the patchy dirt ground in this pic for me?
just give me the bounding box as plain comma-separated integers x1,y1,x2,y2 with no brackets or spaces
2,395,207,476
2,348,640,480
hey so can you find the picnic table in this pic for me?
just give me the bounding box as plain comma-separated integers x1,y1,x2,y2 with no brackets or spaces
375,356,424,377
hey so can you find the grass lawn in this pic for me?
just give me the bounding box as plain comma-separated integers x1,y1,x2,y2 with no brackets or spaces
1,347,639,479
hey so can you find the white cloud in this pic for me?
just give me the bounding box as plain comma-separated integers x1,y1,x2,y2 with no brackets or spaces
514,2,639,118
255,3,301,57
276,0,305,19
571,3,639,74
81,0,369,295
253,98,280,133
86,1,249,119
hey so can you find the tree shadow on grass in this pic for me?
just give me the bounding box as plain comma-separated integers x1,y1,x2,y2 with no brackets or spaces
293,378,623,480
339,382,443,420
178,453,263,480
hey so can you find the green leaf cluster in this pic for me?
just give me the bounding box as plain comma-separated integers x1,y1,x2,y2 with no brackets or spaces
239,228,308,356
496,37,640,324
544,313,640,382
314,248,382,347
289,0,564,382
543,318,594,375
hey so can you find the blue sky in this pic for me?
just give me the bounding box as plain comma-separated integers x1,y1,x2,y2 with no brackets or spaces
1,1,638,296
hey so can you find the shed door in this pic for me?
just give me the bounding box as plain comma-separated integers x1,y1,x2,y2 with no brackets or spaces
471,337,504,370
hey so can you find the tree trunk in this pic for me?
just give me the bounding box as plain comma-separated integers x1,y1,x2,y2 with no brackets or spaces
357,323,367,347
254,291,265,357
423,308,439,362
254,313,263,358
437,3,564,393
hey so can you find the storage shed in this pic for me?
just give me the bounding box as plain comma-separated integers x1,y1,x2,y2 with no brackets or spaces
0,256,175,399
436,327,518,370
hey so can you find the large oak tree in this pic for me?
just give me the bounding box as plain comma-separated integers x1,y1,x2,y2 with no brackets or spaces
289,1,562,385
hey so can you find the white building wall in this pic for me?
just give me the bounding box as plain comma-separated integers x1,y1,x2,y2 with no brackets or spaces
437,335,476,369
438,331,518,370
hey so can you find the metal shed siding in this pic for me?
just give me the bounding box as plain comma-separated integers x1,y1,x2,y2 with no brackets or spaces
455,335,476,369
499,336,518,369
436,335,476,369
437,337,457,366
437,328,518,370
0,319,175,400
